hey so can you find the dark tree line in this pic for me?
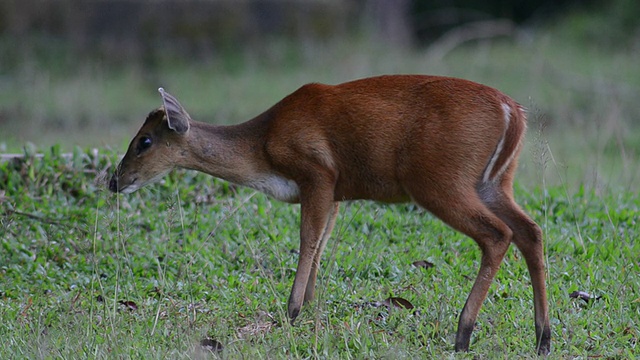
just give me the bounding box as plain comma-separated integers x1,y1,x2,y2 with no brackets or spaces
0,0,635,65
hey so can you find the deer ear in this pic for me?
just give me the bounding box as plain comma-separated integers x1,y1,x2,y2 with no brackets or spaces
158,87,190,134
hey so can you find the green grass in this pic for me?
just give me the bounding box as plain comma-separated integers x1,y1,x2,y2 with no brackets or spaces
1,148,638,358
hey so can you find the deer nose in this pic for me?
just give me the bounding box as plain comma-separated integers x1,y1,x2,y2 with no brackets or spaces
109,175,118,193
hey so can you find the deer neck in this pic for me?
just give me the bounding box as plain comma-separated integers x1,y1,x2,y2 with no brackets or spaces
179,120,267,185
178,118,300,202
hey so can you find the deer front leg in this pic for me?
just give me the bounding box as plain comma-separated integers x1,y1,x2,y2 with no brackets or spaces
304,202,340,304
287,185,336,322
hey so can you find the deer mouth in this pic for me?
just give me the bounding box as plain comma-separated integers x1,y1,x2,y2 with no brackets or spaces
109,175,138,194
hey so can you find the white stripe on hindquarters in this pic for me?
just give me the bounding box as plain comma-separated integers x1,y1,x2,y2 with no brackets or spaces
482,103,512,183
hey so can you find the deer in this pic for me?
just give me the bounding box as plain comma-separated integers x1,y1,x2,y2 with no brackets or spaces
108,75,551,354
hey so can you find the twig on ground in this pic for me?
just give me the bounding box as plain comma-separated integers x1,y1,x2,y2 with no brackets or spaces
3,209,89,235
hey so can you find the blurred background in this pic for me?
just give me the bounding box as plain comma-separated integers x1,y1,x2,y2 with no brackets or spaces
0,0,638,191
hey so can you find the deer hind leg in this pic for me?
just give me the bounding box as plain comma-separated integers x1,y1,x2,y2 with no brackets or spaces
304,202,340,304
482,184,551,355
407,186,513,352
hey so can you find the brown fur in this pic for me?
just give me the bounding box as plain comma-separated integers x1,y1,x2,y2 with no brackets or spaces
109,75,551,354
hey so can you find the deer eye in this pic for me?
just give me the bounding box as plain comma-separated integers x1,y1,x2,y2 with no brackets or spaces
137,136,153,153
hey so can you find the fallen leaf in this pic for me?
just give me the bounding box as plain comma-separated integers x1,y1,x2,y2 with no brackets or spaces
412,260,434,269
237,320,276,338
384,297,414,310
200,338,223,353
118,300,138,310
569,290,601,303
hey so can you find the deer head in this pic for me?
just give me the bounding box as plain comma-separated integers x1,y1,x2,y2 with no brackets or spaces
109,88,191,193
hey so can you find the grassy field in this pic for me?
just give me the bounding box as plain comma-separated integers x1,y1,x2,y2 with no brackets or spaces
1,12,640,358
0,147,638,358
